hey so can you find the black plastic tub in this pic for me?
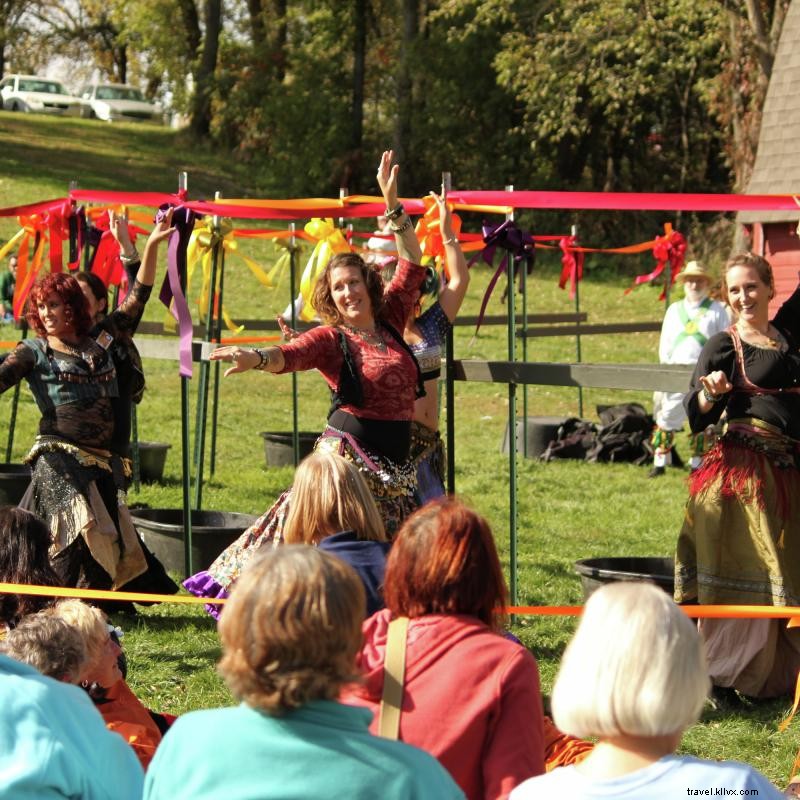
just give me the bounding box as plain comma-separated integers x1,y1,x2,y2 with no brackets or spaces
135,441,171,483
131,508,257,576
260,431,318,467
0,463,32,505
574,556,675,600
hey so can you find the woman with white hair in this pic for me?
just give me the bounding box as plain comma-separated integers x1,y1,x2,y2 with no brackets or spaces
510,582,782,799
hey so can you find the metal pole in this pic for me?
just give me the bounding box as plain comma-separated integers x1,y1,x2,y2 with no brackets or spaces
209,245,225,476
177,171,193,577
4,320,27,462
193,192,222,509
441,171,456,495
289,223,300,465
505,185,518,616
572,224,584,417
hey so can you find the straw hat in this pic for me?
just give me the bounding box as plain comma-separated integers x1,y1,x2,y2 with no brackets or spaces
675,261,711,283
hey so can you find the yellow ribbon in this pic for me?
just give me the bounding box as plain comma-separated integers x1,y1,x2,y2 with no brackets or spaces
298,218,351,321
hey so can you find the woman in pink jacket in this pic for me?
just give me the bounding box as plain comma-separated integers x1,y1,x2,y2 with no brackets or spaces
340,497,545,800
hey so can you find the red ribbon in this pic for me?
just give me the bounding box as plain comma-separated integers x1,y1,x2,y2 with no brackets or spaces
626,225,686,299
558,235,584,299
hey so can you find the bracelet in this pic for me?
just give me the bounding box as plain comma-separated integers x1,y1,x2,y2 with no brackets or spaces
119,250,139,264
385,203,404,221
390,217,413,234
702,387,721,404
442,235,458,245
254,348,271,371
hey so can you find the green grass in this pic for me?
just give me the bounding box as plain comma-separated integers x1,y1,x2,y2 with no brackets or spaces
0,112,795,787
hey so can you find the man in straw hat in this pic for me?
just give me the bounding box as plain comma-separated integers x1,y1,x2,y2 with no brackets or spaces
650,260,730,477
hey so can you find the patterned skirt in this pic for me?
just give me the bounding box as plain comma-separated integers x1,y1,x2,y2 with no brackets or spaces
410,421,446,504
674,418,800,696
184,428,419,617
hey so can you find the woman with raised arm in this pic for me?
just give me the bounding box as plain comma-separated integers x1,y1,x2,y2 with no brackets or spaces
0,212,178,600
186,151,428,609
675,251,800,699
390,188,469,501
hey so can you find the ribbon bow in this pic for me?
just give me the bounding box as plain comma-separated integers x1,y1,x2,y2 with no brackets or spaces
469,219,535,336
558,235,584,299
298,218,350,321
627,224,686,299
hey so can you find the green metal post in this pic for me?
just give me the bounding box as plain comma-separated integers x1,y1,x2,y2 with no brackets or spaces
572,225,584,417
289,223,300,465
4,320,27,462
505,185,518,616
209,246,225,476
441,171,456,494
193,196,222,509
177,171,193,578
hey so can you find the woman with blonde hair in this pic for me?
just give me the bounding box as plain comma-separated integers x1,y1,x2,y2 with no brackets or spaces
510,582,782,799
284,451,390,617
144,547,463,799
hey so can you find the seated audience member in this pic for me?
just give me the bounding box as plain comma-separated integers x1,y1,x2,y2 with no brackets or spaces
0,649,143,798
50,599,167,769
283,452,391,617
0,506,61,630
510,582,783,800
144,546,464,799
340,497,545,800
2,612,87,683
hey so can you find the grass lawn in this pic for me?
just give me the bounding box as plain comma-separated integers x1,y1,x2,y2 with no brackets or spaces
0,111,796,786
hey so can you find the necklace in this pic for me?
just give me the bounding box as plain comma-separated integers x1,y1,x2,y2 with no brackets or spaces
50,336,97,364
343,323,387,352
737,321,780,349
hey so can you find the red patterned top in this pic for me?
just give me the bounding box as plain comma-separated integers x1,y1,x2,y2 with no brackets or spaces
279,259,425,421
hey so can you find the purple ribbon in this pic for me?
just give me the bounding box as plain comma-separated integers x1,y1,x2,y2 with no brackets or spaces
468,220,535,337
158,204,196,378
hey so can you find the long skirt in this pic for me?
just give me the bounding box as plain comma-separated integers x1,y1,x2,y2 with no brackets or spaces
184,429,419,617
20,437,178,605
674,420,800,696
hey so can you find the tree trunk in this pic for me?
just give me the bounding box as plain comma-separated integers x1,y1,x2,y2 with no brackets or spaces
393,0,418,190
247,0,265,46
343,0,366,189
190,0,222,138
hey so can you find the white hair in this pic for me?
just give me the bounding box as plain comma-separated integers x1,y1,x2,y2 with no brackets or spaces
552,581,710,739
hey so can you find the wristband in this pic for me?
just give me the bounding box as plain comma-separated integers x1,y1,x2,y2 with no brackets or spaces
442,235,458,245
702,387,721,404
390,217,413,234
254,348,271,371
385,203,404,221
119,250,139,264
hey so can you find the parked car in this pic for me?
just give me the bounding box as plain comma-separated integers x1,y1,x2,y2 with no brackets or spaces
0,74,83,116
79,83,163,124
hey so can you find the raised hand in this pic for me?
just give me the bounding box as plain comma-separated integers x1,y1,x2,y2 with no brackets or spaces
699,370,733,399
109,209,135,255
377,150,400,208
146,207,176,248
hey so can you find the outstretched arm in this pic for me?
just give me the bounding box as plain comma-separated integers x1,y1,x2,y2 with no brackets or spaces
377,150,423,265
431,189,469,323
209,345,285,376
135,209,176,288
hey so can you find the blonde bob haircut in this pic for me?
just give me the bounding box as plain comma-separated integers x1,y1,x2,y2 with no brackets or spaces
283,452,386,545
218,546,365,715
551,581,710,739
47,599,109,669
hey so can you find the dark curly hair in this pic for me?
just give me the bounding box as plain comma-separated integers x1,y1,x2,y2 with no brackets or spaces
0,507,60,628
311,253,385,326
26,273,93,338
74,271,109,319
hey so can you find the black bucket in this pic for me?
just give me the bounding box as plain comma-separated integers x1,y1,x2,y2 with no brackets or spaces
260,431,318,467
0,463,32,505
136,441,171,483
501,416,567,459
574,556,675,600
131,508,257,576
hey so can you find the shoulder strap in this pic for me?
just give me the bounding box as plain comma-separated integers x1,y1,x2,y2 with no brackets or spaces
378,616,409,741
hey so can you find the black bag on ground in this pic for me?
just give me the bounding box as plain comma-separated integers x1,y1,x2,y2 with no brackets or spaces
587,403,654,464
540,418,598,461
